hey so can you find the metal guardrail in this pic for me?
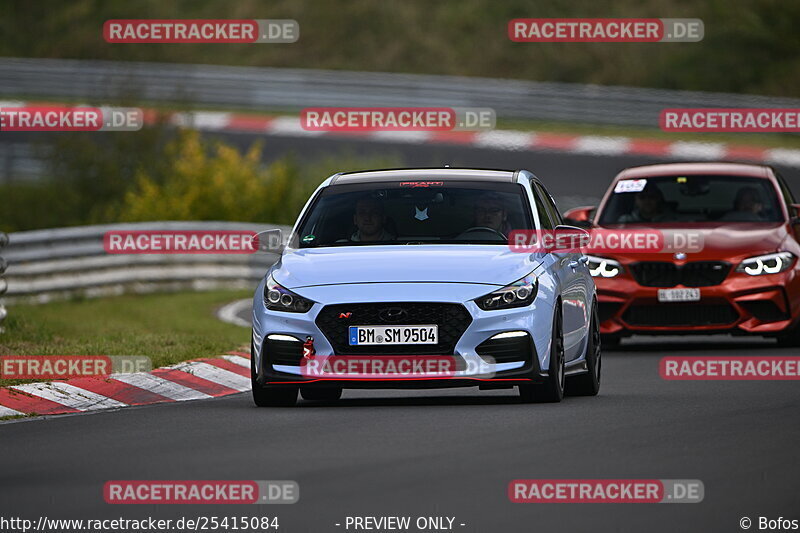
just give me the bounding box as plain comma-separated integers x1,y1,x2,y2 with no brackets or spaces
2,222,287,305
2,58,799,128
0,231,7,332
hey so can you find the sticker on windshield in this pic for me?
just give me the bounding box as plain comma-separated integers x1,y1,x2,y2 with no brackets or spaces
399,181,444,187
614,179,648,193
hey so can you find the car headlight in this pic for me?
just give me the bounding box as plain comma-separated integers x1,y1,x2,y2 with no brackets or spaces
586,255,622,278
736,252,795,276
475,273,538,311
263,273,315,313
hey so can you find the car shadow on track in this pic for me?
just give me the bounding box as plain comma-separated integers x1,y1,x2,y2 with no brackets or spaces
289,392,605,408
604,334,780,355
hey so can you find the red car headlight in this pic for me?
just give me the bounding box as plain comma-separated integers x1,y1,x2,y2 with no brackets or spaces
586,255,622,278
736,252,795,276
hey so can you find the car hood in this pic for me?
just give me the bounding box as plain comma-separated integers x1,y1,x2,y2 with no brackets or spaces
272,245,541,289
592,222,790,261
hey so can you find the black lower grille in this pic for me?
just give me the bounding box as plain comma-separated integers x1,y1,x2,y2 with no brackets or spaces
623,303,738,327
476,333,534,364
739,301,789,323
598,302,623,323
263,337,304,366
316,302,472,355
630,261,730,287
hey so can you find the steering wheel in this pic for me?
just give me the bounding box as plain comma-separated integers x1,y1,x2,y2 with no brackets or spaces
459,226,507,239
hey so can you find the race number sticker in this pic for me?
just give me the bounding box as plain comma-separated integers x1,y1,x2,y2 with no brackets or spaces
614,179,647,193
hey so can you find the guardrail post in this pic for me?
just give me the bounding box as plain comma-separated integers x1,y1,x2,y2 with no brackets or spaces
0,231,7,333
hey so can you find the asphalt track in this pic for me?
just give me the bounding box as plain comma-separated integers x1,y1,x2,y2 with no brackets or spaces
1,133,799,532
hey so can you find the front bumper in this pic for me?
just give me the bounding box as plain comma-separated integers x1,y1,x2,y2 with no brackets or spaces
251,281,555,387
595,267,800,336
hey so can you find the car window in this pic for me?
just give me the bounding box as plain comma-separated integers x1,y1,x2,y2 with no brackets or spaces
774,170,796,206
597,174,784,224
536,183,563,226
531,184,555,230
295,180,534,247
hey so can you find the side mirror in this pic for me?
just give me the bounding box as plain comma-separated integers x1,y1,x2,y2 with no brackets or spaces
554,224,591,250
252,229,284,253
562,206,596,228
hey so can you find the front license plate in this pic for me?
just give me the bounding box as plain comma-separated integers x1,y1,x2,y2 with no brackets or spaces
349,325,438,345
657,288,701,302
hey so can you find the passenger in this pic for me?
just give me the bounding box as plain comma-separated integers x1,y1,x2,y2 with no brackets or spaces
720,186,765,221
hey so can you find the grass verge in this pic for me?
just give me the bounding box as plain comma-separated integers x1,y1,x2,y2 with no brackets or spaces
0,290,252,387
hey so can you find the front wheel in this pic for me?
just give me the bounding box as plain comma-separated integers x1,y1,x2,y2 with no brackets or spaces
251,342,298,407
519,308,565,403
566,300,601,397
776,323,800,347
600,334,621,349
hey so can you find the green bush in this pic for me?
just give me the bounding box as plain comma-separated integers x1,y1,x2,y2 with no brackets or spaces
0,127,399,232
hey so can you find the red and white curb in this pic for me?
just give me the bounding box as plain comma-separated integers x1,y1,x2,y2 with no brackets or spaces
0,352,251,418
171,111,800,168
3,100,800,167
171,111,800,167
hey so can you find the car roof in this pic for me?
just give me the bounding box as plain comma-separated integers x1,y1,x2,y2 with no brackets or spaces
616,162,771,181
330,168,518,185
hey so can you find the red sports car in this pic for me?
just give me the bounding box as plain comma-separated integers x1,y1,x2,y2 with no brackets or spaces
564,162,800,346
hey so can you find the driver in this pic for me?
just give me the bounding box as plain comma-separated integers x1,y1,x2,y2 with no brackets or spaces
454,194,510,240
720,186,765,221
350,195,395,242
618,183,670,223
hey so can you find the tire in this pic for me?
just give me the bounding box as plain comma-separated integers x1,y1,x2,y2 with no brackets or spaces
519,308,565,403
250,341,298,407
600,334,621,349
776,323,800,346
300,387,343,402
566,300,601,397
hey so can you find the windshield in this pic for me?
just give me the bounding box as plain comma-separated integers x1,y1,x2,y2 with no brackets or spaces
294,180,533,247
597,175,784,225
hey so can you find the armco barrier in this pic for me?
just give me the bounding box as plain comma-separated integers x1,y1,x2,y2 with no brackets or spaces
2,222,288,304
0,231,7,332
